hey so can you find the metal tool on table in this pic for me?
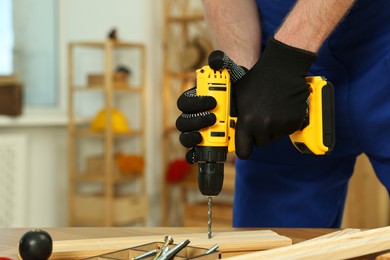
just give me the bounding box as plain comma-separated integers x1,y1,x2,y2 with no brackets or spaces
156,239,190,260
128,237,218,260
203,244,219,255
195,51,335,239
153,235,173,260
131,249,158,260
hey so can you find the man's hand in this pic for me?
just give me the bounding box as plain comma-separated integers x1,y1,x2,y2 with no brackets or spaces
176,87,217,163
233,37,316,159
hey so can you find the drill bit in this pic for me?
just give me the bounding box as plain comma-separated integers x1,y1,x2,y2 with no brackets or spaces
208,196,213,239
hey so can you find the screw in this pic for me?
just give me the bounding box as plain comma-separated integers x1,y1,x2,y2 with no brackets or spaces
153,235,173,260
204,244,219,255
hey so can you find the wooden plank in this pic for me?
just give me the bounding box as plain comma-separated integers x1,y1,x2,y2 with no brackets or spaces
50,230,291,259
297,228,361,245
227,226,390,260
377,251,390,260
342,154,390,228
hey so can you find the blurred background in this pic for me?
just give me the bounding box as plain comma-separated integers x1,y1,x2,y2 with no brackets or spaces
0,0,388,229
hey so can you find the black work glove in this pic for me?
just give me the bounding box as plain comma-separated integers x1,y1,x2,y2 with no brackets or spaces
176,87,216,139
233,37,317,158
176,87,217,163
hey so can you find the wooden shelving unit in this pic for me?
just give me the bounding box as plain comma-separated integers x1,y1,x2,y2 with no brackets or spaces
67,40,148,227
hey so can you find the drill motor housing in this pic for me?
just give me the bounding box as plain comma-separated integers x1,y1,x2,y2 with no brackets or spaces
195,66,237,196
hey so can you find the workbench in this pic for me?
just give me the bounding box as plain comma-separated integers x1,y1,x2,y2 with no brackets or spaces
0,227,389,259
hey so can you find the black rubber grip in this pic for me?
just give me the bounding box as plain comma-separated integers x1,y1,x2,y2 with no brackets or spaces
208,50,247,84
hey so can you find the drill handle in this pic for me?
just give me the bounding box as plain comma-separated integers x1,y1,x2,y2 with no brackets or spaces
208,50,247,84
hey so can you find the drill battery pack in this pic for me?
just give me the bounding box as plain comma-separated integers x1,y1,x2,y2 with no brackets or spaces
289,76,335,155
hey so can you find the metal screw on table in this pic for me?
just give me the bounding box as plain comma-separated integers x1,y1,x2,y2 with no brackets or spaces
153,235,174,260
204,244,219,255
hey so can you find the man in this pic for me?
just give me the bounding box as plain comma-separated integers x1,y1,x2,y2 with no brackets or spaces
176,0,390,227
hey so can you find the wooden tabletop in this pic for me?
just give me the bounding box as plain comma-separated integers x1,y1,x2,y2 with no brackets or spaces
0,227,335,259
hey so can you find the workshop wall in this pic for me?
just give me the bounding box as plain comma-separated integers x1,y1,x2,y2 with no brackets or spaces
0,0,164,227
59,0,163,225
58,0,164,226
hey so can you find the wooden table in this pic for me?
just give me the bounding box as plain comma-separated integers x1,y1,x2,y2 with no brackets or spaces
0,227,335,259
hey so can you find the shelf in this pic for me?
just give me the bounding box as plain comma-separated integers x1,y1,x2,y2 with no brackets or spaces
72,172,141,183
68,39,147,227
72,129,144,138
72,85,143,93
73,194,148,226
166,14,204,23
69,40,145,50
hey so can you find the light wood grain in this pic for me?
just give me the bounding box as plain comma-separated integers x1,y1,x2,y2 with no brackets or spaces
50,230,291,259
0,227,339,259
226,226,390,260
377,251,390,260
342,154,390,228
296,228,361,245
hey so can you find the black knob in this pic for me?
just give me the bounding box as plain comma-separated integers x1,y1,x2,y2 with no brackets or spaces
19,230,53,260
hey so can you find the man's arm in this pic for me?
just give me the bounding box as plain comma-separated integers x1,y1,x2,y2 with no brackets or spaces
275,0,356,52
203,0,261,68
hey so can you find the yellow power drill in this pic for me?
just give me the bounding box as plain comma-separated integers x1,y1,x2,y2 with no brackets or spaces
194,51,335,238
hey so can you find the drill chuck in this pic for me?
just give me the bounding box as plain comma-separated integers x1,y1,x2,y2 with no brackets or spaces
196,146,227,196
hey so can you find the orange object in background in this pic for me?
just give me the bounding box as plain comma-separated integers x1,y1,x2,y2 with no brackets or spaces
116,152,144,176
